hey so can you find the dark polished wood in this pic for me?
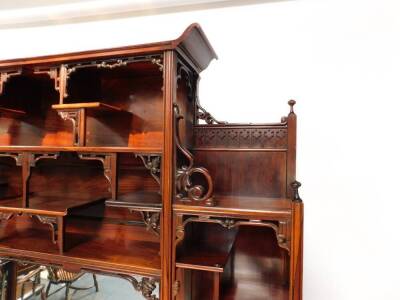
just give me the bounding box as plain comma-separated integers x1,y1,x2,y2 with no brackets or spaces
0,23,303,300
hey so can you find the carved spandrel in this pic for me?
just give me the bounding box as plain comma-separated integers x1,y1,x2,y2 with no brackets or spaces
175,215,291,253
0,153,23,166
119,275,159,300
58,109,85,146
33,67,61,92
136,155,161,187
0,70,22,95
78,153,118,200
128,209,161,236
174,103,214,206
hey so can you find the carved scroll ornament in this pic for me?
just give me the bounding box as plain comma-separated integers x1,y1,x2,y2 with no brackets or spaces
174,104,214,206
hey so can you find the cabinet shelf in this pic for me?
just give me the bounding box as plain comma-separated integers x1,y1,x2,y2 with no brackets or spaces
0,226,161,276
52,102,124,113
174,195,292,219
176,237,234,273
105,191,162,211
0,195,105,216
0,195,106,254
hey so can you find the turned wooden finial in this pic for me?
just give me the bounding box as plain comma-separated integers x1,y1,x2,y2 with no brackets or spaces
288,99,296,113
291,180,302,202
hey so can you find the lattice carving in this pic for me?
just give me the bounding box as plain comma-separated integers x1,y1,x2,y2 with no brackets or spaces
194,126,288,149
174,103,214,206
119,275,159,300
175,215,290,252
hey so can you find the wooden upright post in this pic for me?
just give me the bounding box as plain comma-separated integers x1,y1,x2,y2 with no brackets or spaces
161,50,177,300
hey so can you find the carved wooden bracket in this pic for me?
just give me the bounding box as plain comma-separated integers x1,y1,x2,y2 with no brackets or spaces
118,274,159,300
128,210,161,236
136,155,161,187
175,214,291,253
0,69,22,95
0,152,24,166
291,180,302,203
34,67,61,93
174,103,214,206
58,109,86,146
78,153,118,200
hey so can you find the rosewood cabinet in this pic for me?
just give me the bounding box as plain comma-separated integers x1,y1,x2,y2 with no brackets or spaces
0,23,303,300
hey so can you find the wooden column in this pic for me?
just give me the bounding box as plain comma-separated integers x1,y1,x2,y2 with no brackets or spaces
286,100,297,199
290,201,303,300
161,50,177,300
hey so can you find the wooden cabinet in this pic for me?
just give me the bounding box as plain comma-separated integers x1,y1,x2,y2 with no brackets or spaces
0,23,303,300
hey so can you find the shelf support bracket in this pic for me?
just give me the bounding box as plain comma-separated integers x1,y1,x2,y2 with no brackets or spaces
57,109,86,146
128,209,161,236
78,153,118,200
136,154,161,188
0,69,22,95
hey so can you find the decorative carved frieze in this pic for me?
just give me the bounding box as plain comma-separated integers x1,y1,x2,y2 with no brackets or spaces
175,214,291,252
60,55,163,101
174,104,214,206
193,126,288,149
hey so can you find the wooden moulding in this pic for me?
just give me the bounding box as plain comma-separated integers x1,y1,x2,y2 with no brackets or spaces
52,102,129,147
0,107,26,118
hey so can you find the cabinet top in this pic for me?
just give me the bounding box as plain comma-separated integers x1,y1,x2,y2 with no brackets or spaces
0,23,217,72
